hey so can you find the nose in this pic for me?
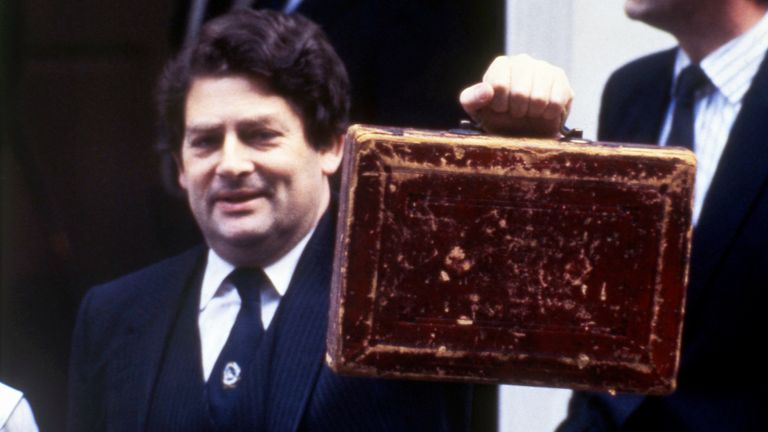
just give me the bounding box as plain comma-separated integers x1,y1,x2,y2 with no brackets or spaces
215,132,254,178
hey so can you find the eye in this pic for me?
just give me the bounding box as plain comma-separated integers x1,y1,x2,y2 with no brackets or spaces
239,127,280,145
189,133,221,149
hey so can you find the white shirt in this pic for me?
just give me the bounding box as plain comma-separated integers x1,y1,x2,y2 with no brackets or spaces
659,11,768,224
0,383,38,432
198,226,316,381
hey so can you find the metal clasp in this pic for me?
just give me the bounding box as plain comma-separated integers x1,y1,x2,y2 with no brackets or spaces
560,125,591,143
449,119,484,135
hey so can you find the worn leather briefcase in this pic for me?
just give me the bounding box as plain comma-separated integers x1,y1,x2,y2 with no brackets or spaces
327,124,695,394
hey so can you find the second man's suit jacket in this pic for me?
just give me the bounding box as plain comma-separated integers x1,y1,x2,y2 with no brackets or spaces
560,48,768,431
67,207,473,431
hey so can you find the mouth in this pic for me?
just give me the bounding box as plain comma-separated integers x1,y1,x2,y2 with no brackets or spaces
212,189,269,213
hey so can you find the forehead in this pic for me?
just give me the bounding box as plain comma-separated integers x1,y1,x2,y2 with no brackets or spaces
184,75,302,128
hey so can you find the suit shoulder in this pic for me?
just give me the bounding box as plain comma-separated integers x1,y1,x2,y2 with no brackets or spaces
598,49,677,141
83,246,205,315
604,49,677,96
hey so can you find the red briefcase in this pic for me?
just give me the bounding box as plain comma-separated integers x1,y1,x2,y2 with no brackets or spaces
327,124,695,394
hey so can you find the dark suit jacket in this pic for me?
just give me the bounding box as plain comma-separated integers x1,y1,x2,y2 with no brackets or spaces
559,49,768,431
67,208,472,431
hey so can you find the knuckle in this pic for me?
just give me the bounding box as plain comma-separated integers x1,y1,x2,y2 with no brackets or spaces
490,55,509,70
507,88,529,103
542,104,561,119
528,96,548,111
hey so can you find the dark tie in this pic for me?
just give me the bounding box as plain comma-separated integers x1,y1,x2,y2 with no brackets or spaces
207,267,269,429
665,64,711,150
257,0,286,11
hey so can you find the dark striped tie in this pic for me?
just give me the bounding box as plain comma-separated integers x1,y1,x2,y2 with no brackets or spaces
207,267,269,429
665,64,711,151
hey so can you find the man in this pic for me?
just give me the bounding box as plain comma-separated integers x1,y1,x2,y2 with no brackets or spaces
67,9,572,431
559,0,768,430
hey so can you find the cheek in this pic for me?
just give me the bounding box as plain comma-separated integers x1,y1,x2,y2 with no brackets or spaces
179,158,216,191
261,152,308,183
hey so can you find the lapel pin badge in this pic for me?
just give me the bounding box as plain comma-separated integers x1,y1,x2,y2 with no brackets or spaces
222,361,242,389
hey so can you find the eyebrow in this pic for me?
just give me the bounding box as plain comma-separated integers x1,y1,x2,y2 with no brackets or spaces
185,124,224,137
184,117,285,137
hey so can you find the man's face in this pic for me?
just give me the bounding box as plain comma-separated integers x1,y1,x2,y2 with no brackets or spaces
624,0,698,31
178,75,343,266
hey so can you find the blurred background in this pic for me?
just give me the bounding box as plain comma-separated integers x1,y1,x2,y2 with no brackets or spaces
0,0,672,430
0,1,503,429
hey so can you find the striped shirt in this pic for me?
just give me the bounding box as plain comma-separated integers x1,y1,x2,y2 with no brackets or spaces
284,0,303,14
659,11,768,225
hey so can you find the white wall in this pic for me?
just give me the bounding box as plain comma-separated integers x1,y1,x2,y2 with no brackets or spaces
505,0,676,139
499,1,675,431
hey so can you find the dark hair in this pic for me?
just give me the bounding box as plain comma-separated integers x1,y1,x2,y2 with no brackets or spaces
155,9,350,191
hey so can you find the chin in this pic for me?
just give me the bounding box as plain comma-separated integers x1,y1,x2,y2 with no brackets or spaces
624,0,691,31
206,220,269,246
208,230,273,265
625,0,653,21
220,227,272,247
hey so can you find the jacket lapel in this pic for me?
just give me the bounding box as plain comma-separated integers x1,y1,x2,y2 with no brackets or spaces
688,50,768,298
259,207,336,431
600,49,675,145
112,247,206,431
617,83,670,145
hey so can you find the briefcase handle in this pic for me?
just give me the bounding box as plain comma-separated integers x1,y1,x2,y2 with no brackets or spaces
450,118,590,143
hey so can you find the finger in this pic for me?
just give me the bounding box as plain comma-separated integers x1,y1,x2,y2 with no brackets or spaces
459,82,494,120
478,112,526,135
543,72,574,123
527,66,555,118
480,111,559,137
483,56,512,113
541,78,566,120
506,61,534,118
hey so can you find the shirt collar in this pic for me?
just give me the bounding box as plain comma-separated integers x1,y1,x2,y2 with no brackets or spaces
199,249,234,311
199,225,317,311
674,10,768,105
263,225,316,298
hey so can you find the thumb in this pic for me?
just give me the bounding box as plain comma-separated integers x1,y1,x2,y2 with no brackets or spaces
460,82,493,119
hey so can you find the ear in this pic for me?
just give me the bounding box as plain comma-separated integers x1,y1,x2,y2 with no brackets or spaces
320,133,345,176
174,153,188,190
